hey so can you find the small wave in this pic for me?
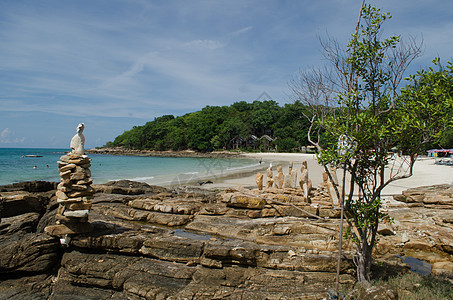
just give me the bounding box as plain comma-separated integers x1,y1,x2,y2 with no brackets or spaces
183,172,199,175
226,163,261,171
129,176,155,181
102,176,156,183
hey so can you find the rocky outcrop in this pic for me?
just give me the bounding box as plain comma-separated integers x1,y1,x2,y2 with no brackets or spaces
93,180,168,195
0,212,41,235
0,232,59,274
393,184,453,209
56,249,353,299
0,192,48,218
1,181,453,299
87,147,244,159
0,180,58,193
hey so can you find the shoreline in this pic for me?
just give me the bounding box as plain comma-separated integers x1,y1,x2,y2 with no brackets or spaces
15,148,450,195
86,147,247,159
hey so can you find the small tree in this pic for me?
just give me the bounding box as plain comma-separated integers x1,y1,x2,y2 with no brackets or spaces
289,2,450,283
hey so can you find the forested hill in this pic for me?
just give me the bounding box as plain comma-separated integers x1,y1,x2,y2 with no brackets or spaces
106,100,313,152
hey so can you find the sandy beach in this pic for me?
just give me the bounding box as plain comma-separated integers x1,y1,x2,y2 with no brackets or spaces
200,152,453,195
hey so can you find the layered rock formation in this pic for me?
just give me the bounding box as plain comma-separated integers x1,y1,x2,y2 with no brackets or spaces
1,180,452,299
393,184,453,209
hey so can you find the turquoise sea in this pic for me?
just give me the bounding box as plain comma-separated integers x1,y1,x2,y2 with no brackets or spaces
0,148,260,186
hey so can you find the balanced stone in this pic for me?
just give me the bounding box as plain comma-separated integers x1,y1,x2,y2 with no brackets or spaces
56,190,68,200
55,214,89,223
59,170,72,177
68,202,92,211
76,178,93,185
68,156,91,165
70,123,85,156
57,161,69,167
44,222,93,236
57,197,85,203
71,184,89,191
64,209,89,218
70,172,86,181
59,163,77,172
45,123,94,237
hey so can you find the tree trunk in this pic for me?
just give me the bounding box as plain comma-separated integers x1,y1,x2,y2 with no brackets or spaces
357,241,372,283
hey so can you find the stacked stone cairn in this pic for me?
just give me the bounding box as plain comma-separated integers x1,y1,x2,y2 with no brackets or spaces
45,123,94,236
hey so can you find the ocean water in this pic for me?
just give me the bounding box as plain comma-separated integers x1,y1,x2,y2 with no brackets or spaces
0,148,260,186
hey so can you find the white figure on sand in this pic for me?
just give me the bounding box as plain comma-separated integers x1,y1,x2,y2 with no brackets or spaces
266,163,274,188
255,172,264,190
70,123,85,156
299,161,309,197
283,161,297,189
275,165,284,189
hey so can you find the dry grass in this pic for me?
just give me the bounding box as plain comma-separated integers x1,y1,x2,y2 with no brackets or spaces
340,272,453,299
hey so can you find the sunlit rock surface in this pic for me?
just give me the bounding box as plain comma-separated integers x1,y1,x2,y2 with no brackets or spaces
1,181,452,299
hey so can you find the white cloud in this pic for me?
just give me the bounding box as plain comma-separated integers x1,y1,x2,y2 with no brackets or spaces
0,128,25,144
0,128,10,141
184,39,224,51
0,0,452,147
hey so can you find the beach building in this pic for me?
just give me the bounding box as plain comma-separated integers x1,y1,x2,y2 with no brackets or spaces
229,134,277,151
259,135,276,151
427,149,453,157
246,135,259,150
230,136,246,150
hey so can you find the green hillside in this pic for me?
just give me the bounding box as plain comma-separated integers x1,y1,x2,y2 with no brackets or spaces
106,100,313,152
106,96,452,153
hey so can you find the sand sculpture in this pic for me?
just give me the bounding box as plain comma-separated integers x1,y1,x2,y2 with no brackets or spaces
328,165,340,205
317,167,341,205
283,161,297,189
322,171,329,184
290,162,298,188
256,172,264,190
299,160,309,197
266,163,274,188
45,123,94,237
282,162,291,188
274,165,284,189
252,160,341,208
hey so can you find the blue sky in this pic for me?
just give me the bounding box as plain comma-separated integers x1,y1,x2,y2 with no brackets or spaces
1,0,452,148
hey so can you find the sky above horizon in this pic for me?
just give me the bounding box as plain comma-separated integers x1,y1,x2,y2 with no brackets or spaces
1,0,452,148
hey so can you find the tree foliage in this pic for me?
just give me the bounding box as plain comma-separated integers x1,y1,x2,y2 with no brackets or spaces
107,100,313,152
290,2,452,284
398,59,453,151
